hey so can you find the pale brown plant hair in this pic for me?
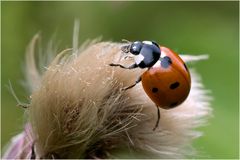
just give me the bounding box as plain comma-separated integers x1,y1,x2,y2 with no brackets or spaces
4,23,212,159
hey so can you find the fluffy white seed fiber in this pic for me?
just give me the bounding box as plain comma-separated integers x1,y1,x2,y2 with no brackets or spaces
23,34,212,159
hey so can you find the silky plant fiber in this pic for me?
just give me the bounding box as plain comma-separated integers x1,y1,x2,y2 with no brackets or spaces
3,27,212,159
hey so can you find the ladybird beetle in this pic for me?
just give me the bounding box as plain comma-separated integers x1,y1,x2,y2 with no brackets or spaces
109,40,191,130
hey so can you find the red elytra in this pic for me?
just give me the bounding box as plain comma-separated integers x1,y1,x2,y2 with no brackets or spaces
141,46,191,109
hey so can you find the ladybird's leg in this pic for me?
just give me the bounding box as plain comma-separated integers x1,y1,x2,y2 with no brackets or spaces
122,76,141,90
109,63,138,70
153,105,160,131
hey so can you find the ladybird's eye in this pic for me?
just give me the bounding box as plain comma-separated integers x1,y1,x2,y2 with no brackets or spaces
130,41,142,55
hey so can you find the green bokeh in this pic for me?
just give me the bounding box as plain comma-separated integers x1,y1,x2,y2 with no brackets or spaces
1,1,239,158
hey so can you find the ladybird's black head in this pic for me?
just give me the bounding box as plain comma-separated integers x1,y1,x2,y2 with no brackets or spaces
129,41,143,55
121,40,160,56
121,41,143,55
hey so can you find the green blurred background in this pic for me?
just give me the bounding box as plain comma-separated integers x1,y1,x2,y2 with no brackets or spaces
1,1,239,158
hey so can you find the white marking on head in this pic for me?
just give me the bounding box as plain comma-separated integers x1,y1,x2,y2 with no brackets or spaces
134,54,144,65
132,46,137,50
142,41,153,45
133,41,139,44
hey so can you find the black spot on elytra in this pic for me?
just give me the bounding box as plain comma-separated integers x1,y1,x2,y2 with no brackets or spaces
152,87,158,93
170,102,178,107
161,56,172,68
184,63,189,71
170,82,180,89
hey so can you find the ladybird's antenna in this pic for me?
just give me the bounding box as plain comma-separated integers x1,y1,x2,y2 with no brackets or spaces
121,39,132,53
121,39,131,44
121,45,131,53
